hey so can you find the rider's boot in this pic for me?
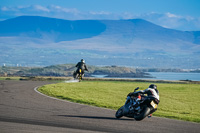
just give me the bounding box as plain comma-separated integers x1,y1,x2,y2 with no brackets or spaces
148,114,152,118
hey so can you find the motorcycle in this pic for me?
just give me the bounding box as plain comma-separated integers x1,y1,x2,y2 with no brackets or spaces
73,68,83,82
115,87,158,121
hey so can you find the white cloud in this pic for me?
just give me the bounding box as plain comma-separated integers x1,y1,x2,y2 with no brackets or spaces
1,6,9,11
140,12,200,31
48,5,79,14
89,11,111,15
33,5,50,12
166,12,180,18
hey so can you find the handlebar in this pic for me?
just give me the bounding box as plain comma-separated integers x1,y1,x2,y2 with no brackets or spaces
134,87,139,92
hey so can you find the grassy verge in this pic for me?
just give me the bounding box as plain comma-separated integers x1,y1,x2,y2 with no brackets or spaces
38,80,200,123
19,76,73,81
0,77,21,80
0,76,73,81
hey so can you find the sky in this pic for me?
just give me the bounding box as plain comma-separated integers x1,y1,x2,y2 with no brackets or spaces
1,0,200,31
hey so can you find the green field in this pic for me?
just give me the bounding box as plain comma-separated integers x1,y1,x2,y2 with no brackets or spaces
0,77,21,80
38,80,200,123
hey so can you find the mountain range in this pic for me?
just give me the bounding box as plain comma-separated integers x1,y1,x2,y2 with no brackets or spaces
0,16,200,68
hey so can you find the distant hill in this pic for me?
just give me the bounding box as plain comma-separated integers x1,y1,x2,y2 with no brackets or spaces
0,16,199,68
0,16,106,42
0,64,151,78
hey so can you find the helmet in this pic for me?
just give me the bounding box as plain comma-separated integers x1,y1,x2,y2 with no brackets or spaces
149,84,157,89
81,59,85,63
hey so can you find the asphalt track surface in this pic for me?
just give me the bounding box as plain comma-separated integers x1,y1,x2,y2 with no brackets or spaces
0,80,199,133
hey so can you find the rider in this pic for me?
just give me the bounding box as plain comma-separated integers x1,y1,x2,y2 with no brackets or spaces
128,84,160,117
74,59,88,78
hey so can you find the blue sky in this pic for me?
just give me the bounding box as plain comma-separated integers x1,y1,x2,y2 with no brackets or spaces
1,0,200,31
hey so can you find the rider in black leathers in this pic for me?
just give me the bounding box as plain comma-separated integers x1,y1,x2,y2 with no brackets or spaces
74,59,88,78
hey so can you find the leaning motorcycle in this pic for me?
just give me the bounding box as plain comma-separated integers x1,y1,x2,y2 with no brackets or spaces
115,87,159,121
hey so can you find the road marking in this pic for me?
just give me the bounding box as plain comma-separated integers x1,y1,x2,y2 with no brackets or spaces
34,86,115,111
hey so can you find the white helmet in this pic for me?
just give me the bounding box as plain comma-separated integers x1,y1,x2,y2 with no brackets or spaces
81,59,85,63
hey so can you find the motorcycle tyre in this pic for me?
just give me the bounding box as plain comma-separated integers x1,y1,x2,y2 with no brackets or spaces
115,106,123,118
77,73,82,82
134,105,150,121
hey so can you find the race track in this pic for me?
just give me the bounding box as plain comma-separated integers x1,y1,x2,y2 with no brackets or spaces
0,80,199,133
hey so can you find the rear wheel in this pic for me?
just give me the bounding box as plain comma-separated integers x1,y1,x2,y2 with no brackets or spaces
79,74,82,82
134,105,150,121
115,106,123,118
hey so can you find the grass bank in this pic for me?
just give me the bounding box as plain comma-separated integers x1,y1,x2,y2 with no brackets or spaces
38,80,200,123
0,77,21,80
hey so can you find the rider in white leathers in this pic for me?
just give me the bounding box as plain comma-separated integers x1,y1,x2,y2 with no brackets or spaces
128,84,160,117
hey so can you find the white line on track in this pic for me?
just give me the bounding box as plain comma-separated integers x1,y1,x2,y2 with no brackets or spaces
34,84,115,111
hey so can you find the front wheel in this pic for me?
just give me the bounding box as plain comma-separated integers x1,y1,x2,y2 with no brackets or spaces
115,106,124,118
134,105,150,121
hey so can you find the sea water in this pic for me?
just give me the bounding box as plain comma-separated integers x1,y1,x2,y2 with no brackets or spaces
92,72,200,81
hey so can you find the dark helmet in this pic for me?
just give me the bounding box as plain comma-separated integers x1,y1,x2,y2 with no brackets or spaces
149,84,159,94
149,84,157,89
81,59,85,63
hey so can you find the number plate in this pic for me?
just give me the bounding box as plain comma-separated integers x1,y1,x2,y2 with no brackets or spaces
150,101,158,109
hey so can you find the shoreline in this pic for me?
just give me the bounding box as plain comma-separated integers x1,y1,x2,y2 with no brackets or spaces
83,77,200,84
1,76,200,84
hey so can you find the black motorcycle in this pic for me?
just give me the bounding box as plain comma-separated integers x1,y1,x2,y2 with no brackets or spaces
115,87,158,121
